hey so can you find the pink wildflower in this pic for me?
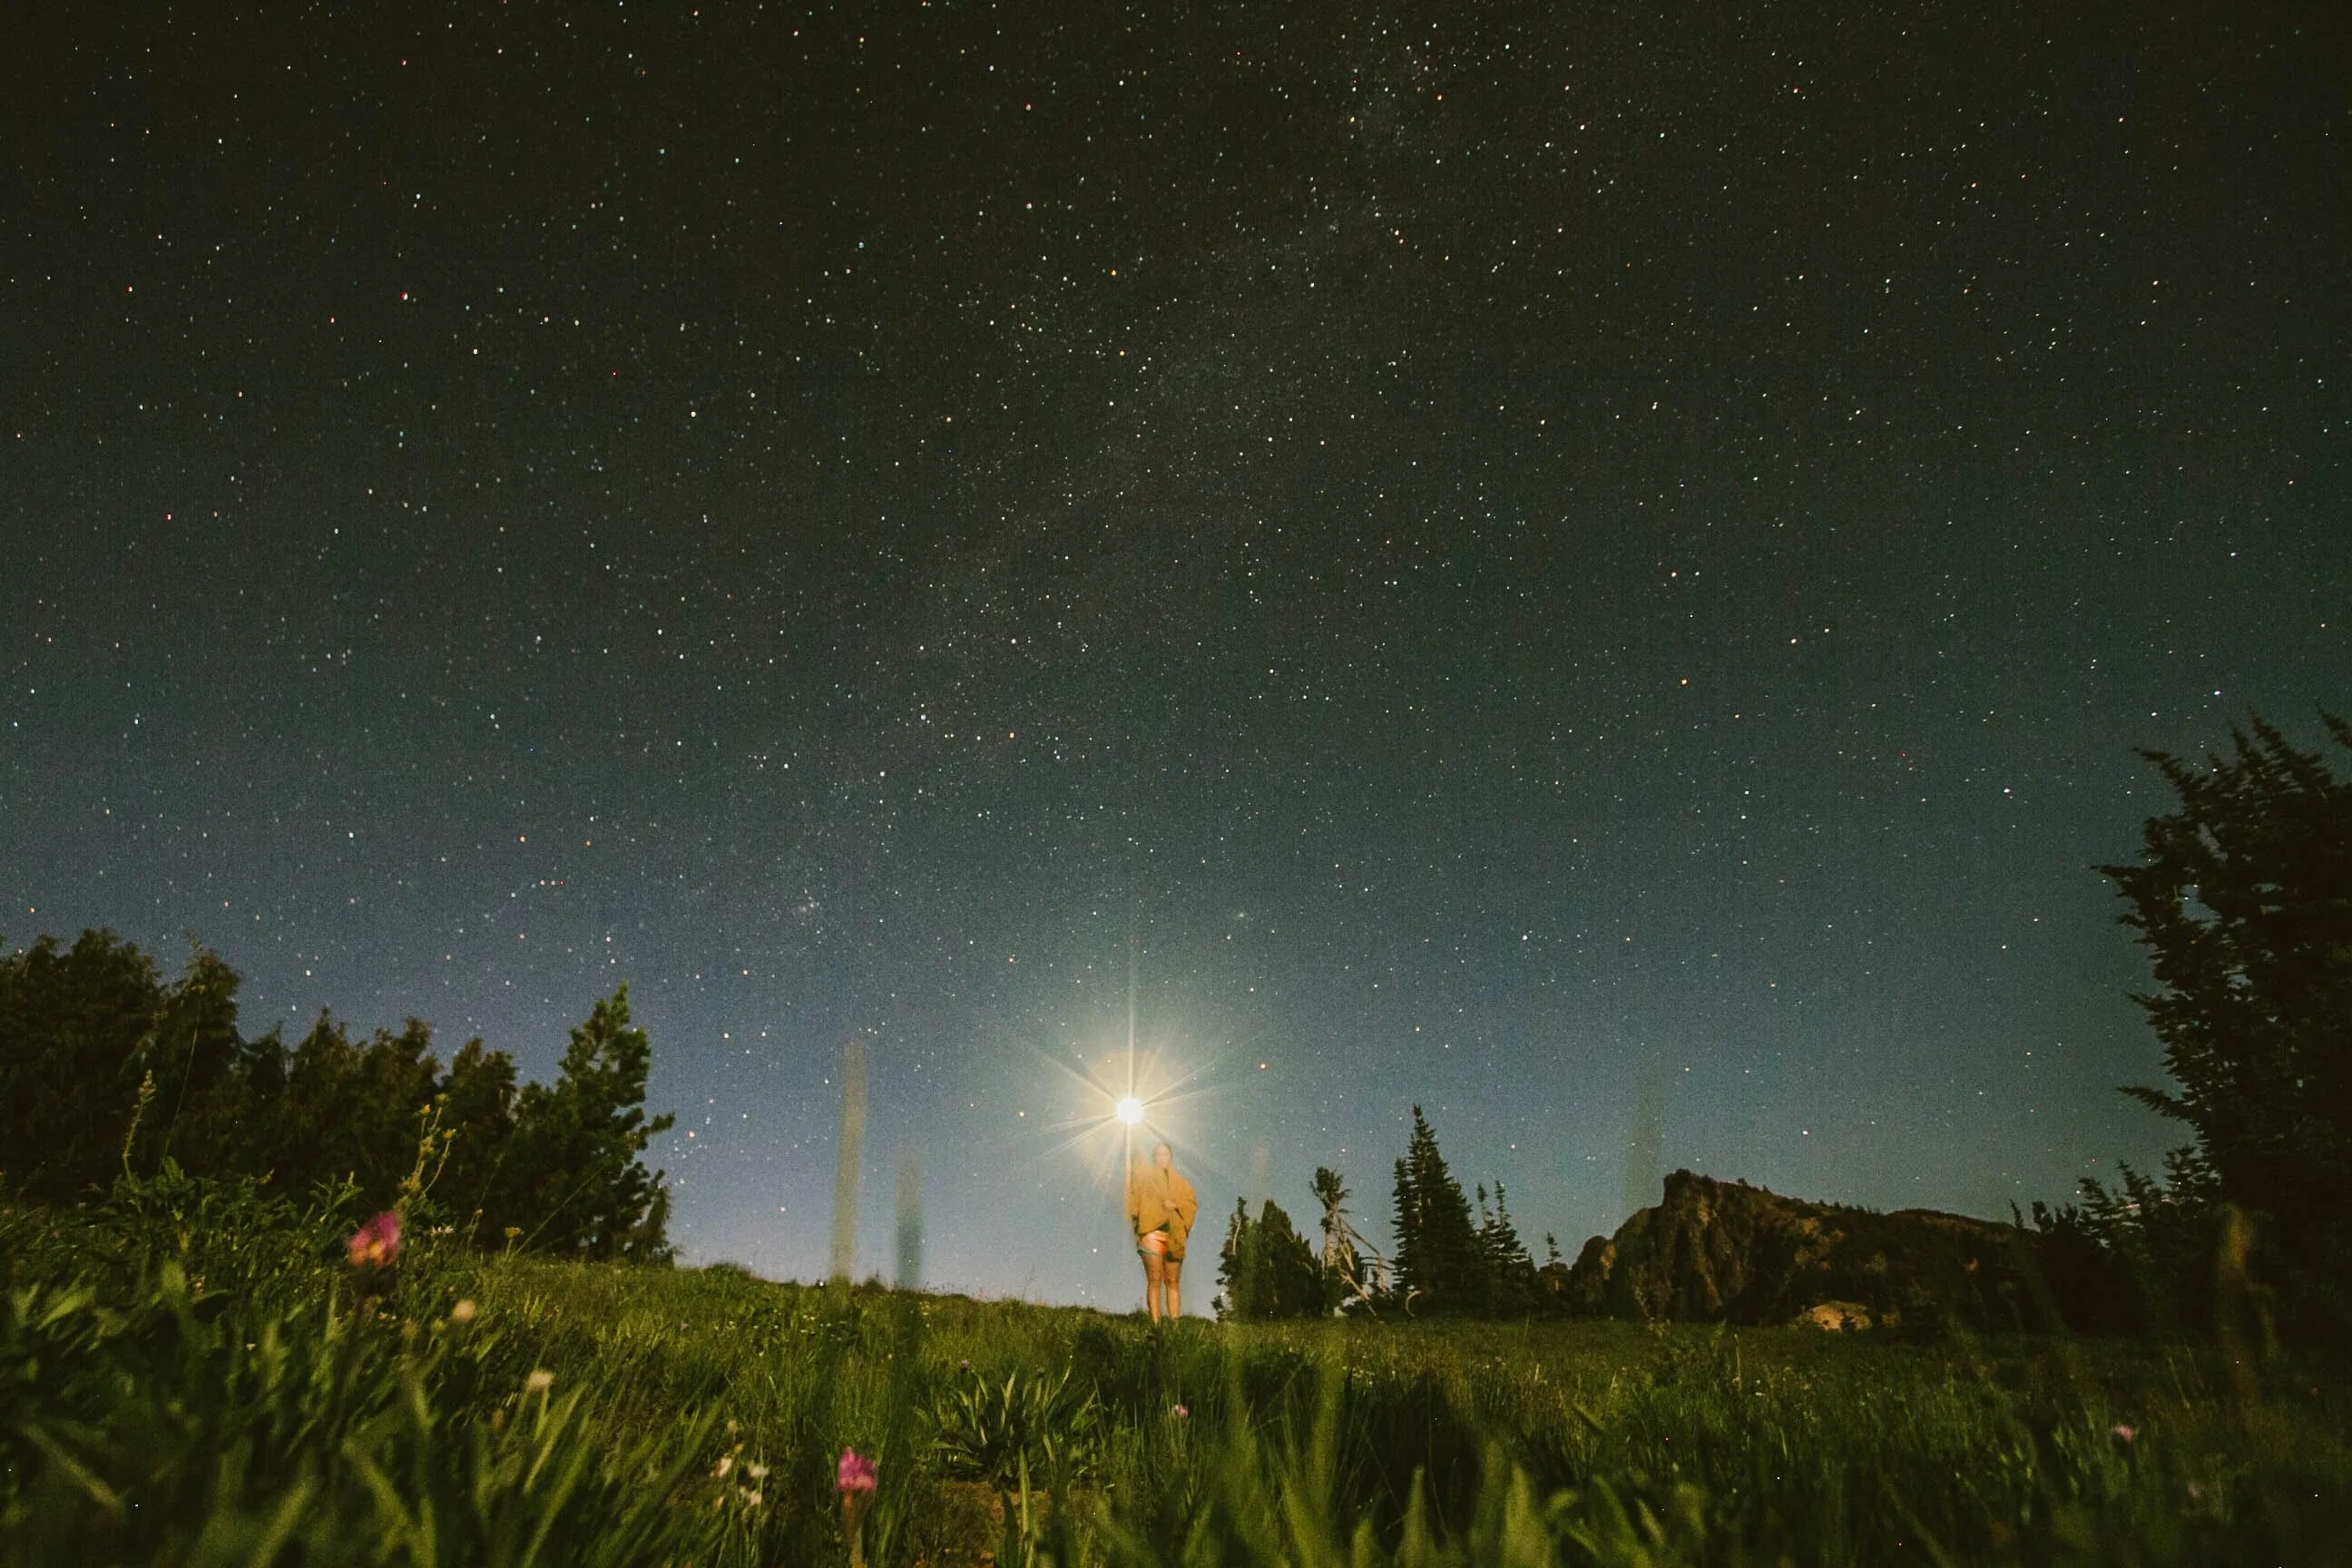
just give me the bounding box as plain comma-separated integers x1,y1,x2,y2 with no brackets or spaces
348,1210,402,1269
2111,1424,2137,1444
1170,1403,1189,1419
838,1447,877,1568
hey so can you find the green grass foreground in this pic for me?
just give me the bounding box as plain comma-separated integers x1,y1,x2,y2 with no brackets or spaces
5,1183,2349,1565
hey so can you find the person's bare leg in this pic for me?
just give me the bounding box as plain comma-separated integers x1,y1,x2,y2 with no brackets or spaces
1164,1259,1182,1321
1142,1250,1166,1322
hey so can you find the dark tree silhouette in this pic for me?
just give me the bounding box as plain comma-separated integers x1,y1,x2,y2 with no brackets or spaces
147,945,246,1170
257,1014,441,1210
1389,1106,1483,1314
2097,712,2352,1310
1215,1196,1324,1320
0,930,163,1200
497,985,676,1261
0,929,674,1260
1477,1180,1540,1313
437,1038,520,1238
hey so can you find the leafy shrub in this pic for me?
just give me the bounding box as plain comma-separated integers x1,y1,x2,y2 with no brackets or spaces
925,1362,1104,1494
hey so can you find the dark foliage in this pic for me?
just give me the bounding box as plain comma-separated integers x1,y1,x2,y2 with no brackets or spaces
1387,1107,1543,1317
0,928,672,1259
1215,1197,1325,1320
0,929,168,1203
2095,712,2352,1327
1475,1181,1541,1314
494,986,676,1261
1389,1106,1485,1315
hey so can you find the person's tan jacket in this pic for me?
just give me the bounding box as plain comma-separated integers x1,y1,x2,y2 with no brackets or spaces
1126,1161,1199,1260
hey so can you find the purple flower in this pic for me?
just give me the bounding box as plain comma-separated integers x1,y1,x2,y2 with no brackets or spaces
839,1448,877,1568
348,1210,402,1269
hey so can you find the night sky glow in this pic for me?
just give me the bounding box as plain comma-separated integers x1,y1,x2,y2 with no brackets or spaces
5,5,2346,1308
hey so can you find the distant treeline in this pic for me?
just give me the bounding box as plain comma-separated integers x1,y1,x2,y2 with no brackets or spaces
1217,1106,1559,1322
0,931,673,1260
1224,715,2352,1336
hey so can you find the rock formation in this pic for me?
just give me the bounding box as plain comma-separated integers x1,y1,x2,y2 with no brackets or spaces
1551,1170,2048,1331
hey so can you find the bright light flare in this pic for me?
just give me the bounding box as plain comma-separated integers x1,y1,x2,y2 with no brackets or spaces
1113,1094,1145,1126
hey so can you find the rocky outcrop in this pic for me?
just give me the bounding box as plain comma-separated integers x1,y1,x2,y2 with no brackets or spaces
1553,1170,2045,1330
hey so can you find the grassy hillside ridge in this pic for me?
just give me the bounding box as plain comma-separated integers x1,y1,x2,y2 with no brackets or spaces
5,1178,2349,1563
394,1257,2352,1565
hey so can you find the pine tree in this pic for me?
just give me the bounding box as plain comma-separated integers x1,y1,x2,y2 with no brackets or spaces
1215,1196,1324,1320
1389,1154,1420,1302
1479,1180,1540,1313
0,929,678,1260
1472,1181,1500,1310
1391,1106,1482,1313
499,985,676,1260
1253,1199,1326,1318
1538,1230,1568,1308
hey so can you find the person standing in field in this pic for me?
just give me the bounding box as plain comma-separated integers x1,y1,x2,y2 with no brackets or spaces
1127,1141,1198,1323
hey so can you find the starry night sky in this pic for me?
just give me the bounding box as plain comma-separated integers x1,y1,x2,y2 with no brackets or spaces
5,4,2346,1309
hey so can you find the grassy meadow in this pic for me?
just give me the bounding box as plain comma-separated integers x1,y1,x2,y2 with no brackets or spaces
4,1175,2348,1565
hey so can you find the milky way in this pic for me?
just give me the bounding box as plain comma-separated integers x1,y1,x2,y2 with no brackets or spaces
5,4,2346,1306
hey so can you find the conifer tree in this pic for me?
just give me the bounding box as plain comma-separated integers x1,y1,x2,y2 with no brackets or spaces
1215,1197,1323,1319
0,929,679,1260
1390,1106,1482,1313
1479,1180,1540,1313
497,985,676,1261
1257,1198,1326,1318
1472,1181,1500,1308
1389,1154,1419,1302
